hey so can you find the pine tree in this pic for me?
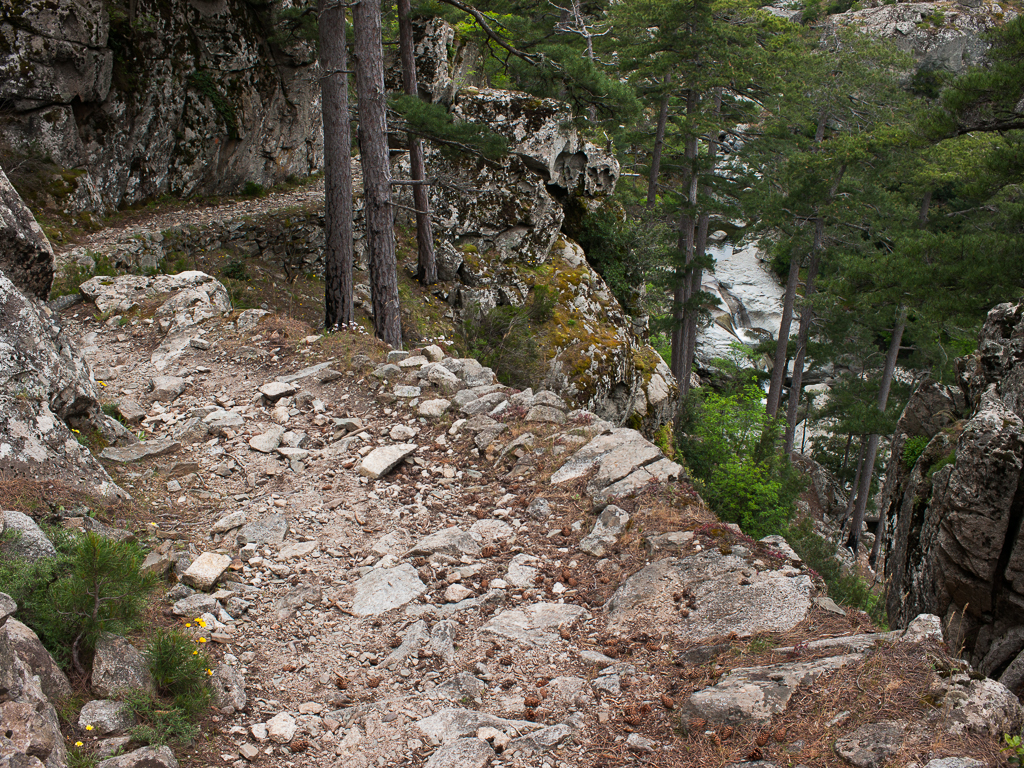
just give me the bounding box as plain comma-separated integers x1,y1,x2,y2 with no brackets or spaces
320,0,355,330
353,0,402,347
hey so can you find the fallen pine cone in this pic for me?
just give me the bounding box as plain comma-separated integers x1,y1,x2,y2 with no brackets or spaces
773,726,788,742
523,708,538,721
639,703,652,716
290,739,310,753
660,694,675,710
388,636,402,648
366,677,381,688
474,509,488,519
334,675,348,689
559,627,572,640
756,730,771,746
622,705,642,726
481,545,497,558
688,718,707,733
524,694,542,708
747,748,764,761
719,725,734,740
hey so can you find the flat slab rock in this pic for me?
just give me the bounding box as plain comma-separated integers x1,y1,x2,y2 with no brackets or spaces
99,439,180,463
424,737,494,768
549,428,683,500
348,564,426,616
416,708,541,745
683,653,863,725
834,720,910,768
605,550,812,641
479,602,588,646
181,552,232,591
358,443,417,479
236,514,288,547
91,633,155,698
97,746,178,768
408,527,481,557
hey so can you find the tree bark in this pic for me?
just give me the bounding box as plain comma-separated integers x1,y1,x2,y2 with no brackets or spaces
841,439,867,535
321,0,355,330
397,0,437,285
646,74,672,210
672,90,699,392
681,90,721,394
784,221,823,453
766,251,800,418
848,305,908,554
353,0,402,347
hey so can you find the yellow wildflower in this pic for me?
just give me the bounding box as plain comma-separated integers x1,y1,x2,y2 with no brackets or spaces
75,742,83,747
85,725,93,731
199,637,207,643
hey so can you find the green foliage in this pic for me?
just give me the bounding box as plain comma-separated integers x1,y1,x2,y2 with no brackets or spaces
187,72,239,139
121,689,202,747
676,379,805,538
927,449,956,478
787,518,886,625
390,95,508,161
0,524,79,645
222,258,250,281
241,181,267,198
902,435,930,469
147,629,213,703
36,532,157,673
653,423,675,461
50,252,118,299
458,287,555,388
67,744,99,768
1003,733,1024,767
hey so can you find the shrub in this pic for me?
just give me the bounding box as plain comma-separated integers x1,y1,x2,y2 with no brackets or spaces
458,287,556,388
787,518,886,625
902,435,930,469
676,380,805,538
35,532,158,675
221,258,250,281
241,181,266,198
147,629,212,703
121,689,202,746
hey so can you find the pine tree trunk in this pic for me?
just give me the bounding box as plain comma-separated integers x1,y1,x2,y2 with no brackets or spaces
841,440,867,535
353,0,402,347
320,0,355,330
766,252,800,417
681,91,721,392
784,222,823,453
397,0,437,285
848,305,907,554
673,91,698,392
646,74,672,210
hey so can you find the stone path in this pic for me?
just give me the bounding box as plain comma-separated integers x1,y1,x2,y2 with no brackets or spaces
27,274,1017,768
53,178,328,266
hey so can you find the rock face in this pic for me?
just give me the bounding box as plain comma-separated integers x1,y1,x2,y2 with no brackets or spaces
881,301,1024,693
0,169,55,300
0,593,68,768
0,0,322,215
0,190,124,498
838,2,1005,76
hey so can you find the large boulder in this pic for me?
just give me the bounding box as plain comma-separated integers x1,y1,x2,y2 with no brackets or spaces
0,169,55,299
0,199,124,498
0,0,321,215
881,301,1024,693
0,593,68,768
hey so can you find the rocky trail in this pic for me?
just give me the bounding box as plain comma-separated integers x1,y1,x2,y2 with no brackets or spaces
51,179,330,268
1,268,1015,768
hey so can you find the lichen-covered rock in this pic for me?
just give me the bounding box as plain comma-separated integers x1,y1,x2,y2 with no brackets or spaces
0,0,322,215
0,594,68,768
0,169,55,300
838,2,1005,76
881,301,1024,693
0,257,125,498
